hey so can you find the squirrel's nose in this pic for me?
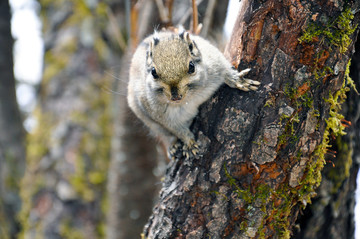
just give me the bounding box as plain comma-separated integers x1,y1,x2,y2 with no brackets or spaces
170,86,182,101
171,94,183,101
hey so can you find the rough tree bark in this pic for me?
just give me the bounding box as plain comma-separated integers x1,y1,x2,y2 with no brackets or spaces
143,1,360,238
294,33,360,239
0,0,25,238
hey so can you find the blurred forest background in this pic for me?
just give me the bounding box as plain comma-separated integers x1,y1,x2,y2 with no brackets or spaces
1,0,232,238
1,0,360,239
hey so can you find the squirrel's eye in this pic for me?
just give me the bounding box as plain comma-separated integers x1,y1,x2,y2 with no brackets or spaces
151,67,159,79
188,61,195,74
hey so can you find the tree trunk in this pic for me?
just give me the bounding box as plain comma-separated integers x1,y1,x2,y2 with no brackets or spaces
143,1,360,238
0,0,25,238
18,1,121,238
294,32,360,239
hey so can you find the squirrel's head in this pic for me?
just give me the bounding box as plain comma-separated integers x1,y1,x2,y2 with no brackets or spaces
145,30,204,104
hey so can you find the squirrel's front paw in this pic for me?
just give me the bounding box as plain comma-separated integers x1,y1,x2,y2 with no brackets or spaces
182,139,200,160
235,68,261,91
226,68,261,92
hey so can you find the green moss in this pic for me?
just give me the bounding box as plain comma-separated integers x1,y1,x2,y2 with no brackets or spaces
299,59,354,206
96,222,106,238
256,184,272,209
299,7,357,83
299,8,357,54
277,112,299,147
277,82,314,150
291,6,357,207
225,7,357,239
344,59,358,93
66,1,92,25
269,10,356,232
224,164,297,237
224,164,273,234
250,6,359,238
314,62,333,81
42,0,112,87
239,220,248,232
224,167,302,238
324,60,351,137
264,99,275,108
255,184,297,239
224,164,252,204
327,138,352,192
272,186,294,238
211,190,229,201
325,60,355,192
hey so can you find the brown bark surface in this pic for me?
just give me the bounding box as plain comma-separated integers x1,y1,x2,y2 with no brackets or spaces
144,1,360,238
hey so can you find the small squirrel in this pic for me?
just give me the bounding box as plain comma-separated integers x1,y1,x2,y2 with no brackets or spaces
127,29,260,159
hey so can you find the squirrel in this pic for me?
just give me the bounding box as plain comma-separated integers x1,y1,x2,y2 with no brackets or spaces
127,29,260,160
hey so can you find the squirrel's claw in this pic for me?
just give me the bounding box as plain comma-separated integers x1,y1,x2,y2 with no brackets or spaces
169,140,182,160
235,77,260,92
169,139,200,160
235,78,260,91
225,68,261,92
236,69,260,92
237,68,251,77
182,139,199,160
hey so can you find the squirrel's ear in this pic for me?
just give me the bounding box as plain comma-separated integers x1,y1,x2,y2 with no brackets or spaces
147,39,155,66
184,32,200,58
149,36,159,53
149,39,154,54
183,32,191,44
179,29,192,44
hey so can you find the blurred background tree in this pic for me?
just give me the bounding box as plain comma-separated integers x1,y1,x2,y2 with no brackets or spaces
0,0,25,238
